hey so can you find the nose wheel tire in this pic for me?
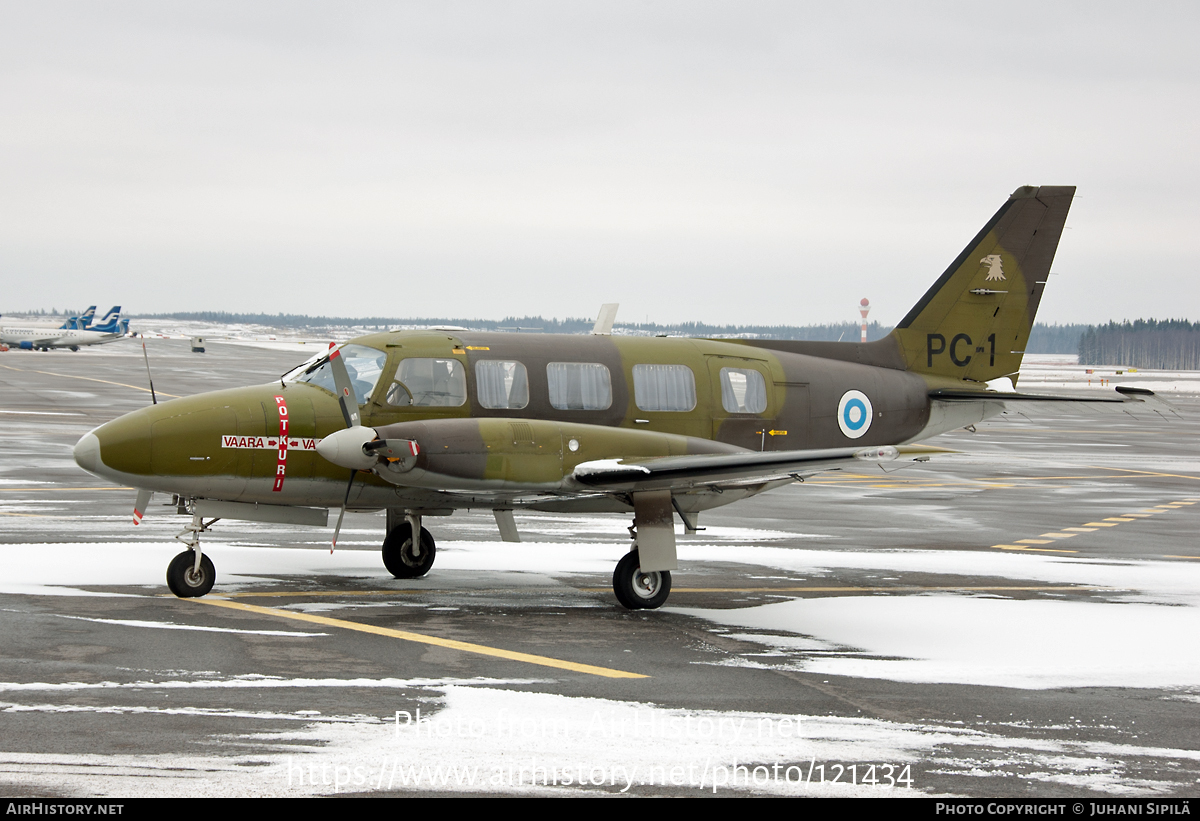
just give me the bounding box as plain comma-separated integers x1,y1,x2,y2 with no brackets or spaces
613,550,671,610
166,550,216,598
382,523,436,578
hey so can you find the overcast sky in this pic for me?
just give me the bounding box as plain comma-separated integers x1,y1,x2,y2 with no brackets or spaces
1,2,1197,326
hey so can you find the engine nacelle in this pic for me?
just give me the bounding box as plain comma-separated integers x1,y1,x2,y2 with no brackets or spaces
368,417,742,491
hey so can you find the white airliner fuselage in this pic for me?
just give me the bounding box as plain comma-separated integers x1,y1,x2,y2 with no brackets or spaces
0,323,128,351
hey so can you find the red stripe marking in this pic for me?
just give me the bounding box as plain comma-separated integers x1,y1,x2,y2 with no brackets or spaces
272,395,288,492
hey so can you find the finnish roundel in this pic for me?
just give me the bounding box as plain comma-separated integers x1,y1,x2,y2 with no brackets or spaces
837,390,873,439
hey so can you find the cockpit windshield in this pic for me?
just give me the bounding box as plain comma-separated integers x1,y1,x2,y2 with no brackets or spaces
286,344,388,405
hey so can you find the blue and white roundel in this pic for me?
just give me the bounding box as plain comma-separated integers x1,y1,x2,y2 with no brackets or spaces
837,390,873,439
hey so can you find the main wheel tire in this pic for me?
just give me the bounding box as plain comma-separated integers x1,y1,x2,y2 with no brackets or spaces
382,523,436,578
166,550,216,598
612,550,671,610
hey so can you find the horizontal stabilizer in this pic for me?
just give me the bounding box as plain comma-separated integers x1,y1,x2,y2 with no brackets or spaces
930,386,1178,418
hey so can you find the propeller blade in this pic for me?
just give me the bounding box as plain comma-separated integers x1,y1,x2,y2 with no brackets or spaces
326,342,360,428
133,489,152,525
331,469,357,552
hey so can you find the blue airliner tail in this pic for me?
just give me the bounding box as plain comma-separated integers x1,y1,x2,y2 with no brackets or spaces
91,307,123,333
60,306,96,330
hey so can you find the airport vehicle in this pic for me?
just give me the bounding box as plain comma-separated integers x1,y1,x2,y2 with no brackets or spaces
1,306,129,351
72,186,1165,607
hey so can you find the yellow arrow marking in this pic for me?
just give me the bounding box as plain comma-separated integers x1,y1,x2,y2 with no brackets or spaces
191,598,646,680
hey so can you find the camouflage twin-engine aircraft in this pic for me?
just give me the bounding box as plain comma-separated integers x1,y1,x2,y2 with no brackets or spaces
73,186,1164,608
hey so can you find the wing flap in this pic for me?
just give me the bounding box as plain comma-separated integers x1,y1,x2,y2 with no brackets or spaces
571,445,944,491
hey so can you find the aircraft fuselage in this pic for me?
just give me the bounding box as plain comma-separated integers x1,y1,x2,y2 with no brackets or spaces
74,330,990,515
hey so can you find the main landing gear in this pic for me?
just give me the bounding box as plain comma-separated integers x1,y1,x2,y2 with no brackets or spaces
613,550,671,610
612,499,675,610
166,510,218,598
382,512,436,579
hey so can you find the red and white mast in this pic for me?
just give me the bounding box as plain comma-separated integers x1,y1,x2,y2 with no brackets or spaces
858,298,871,343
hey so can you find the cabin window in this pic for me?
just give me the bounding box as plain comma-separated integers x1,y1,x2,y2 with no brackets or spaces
475,360,529,409
547,362,612,410
290,344,387,405
633,364,696,412
719,367,767,414
388,358,467,407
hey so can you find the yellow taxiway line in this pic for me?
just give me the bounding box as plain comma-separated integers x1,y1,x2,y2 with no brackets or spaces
0,363,180,398
0,487,133,492
992,496,1198,556
191,597,647,680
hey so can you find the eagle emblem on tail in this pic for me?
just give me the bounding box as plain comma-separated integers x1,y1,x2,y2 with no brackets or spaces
979,254,1006,281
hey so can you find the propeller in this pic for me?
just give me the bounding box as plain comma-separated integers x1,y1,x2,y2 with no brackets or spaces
315,343,421,550
325,342,360,551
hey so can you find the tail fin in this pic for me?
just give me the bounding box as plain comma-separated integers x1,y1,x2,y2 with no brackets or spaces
890,185,1074,385
60,307,95,330
92,307,122,332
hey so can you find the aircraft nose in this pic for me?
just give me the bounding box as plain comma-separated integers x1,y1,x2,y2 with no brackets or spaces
73,431,102,474
73,412,153,480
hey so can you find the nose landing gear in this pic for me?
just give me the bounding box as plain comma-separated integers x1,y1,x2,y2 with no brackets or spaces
166,510,218,598
167,550,215,597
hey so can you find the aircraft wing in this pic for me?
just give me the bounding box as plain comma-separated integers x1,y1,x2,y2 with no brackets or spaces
570,444,942,492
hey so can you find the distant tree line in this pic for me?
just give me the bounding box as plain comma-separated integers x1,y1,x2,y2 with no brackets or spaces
1024,323,1093,355
141,312,898,341
1078,319,1200,369
84,311,1200,368
134,312,1113,354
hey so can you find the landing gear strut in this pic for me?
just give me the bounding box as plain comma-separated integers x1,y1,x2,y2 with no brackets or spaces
166,509,217,597
612,492,677,610
382,514,436,578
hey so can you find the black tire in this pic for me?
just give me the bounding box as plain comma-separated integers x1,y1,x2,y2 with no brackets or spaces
612,550,671,610
166,550,215,598
382,523,436,578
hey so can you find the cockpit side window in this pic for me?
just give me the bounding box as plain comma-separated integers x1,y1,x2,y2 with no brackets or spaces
388,358,467,407
289,344,387,405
